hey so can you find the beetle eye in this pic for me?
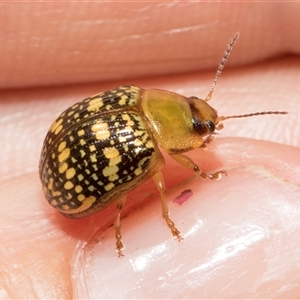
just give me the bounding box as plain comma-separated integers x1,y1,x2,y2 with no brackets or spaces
206,120,215,132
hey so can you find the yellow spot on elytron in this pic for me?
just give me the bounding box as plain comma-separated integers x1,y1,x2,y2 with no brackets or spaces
58,141,66,152
57,196,96,214
138,157,149,168
118,136,126,143
77,129,85,137
59,162,68,174
126,120,134,126
89,144,96,152
79,139,86,146
50,199,58,206
134,147,141,155
134,130,144,137
78,174,84,181
66,193,72,200
88,185,96,192
68,110,75,116
109,156,121,166
58,148,70,163
87,98,104,112
48,178,53,190
141,133,148,143
124,126,133,134
43,185,48,195
54,125,63,135
64,181,74,190
122,114,130,121
58,197,64,202
75,185,83,193
92,122,110,140
134,168,142,176
129,98,136,106
51,153,55,159
50,118,62,133
52,190,62,197
105,182,115,191
92,173,99,181
103,147,119,159
146,140,154,149
77,194,85,202
80,149,86,158
90,153,97,163
109,173,119,182
71,157,77,163
134,139,143,147
118,95,127,106
66,167,76,179
103,165,119,177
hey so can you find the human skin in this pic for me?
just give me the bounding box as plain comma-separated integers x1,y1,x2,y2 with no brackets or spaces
1,2,300,299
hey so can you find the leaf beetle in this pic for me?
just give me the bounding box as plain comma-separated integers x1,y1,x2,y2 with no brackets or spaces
39,33,287,256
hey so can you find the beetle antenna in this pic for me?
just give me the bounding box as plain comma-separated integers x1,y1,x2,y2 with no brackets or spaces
216,111,288,130
205,33,239,102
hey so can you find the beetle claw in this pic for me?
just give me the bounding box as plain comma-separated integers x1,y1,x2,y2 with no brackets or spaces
117,249,124,257
207,170,227,180
165,216,183,241
199,170,227,180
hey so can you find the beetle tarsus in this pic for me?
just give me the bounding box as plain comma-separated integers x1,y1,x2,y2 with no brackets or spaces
199,170,227,180
117,249,124,257
165,216,183,241
115,228,124,257
207,170,227,180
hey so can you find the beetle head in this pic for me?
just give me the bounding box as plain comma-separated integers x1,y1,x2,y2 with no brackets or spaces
188,96,219,136
188,96,287,137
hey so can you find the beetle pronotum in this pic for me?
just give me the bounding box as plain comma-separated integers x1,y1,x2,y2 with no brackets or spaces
39,33,287,256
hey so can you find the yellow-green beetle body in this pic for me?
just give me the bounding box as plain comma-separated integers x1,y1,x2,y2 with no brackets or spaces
39,85,218,218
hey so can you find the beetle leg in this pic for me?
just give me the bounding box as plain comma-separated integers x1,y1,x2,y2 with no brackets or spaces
169,153,227,180
114,197,126,257
152,171,182,241
200,133,215,148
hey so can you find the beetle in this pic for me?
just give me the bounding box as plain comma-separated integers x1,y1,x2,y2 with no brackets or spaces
39,33,287,256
